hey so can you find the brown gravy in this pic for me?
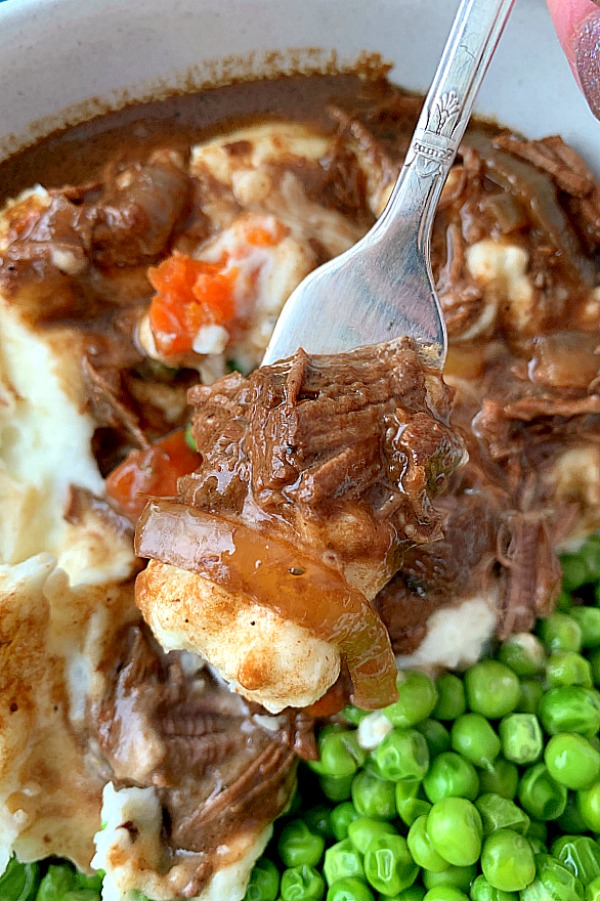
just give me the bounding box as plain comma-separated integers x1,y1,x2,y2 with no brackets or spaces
0,74,387,204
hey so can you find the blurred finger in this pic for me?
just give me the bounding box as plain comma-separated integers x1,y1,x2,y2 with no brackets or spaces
546,0,600,118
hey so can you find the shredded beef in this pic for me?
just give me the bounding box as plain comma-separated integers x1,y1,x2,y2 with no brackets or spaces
493,134,600,249
180,338,466,600
90,623,303,897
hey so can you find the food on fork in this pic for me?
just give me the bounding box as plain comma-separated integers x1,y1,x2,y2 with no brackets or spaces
135,337,466,712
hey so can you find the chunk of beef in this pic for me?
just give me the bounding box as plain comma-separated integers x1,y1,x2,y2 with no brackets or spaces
91,149,191,266
493,134,600,250
180,337,466,600
90,624,302,898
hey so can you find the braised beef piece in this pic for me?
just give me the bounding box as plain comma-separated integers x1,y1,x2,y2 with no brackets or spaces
492,134,600,251
0,149,191,296
91,150,191,266
90,623,305,897
180,338,466,600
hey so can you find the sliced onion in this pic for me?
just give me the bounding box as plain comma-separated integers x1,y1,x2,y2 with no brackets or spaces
135,499,398,709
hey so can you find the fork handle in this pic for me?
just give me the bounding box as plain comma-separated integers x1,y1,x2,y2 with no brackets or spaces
374,0,516,254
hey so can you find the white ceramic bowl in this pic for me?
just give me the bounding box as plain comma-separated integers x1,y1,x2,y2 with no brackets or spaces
0,0,599,175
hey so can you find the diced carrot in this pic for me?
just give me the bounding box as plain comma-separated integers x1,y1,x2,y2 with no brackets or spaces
244,219,286,247
106,428,200,520
148,252,238,356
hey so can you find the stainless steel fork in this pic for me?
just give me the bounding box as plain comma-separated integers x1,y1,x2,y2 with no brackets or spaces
262,0,516,367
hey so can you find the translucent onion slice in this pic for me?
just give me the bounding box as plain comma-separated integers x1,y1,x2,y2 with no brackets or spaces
135,499,398,709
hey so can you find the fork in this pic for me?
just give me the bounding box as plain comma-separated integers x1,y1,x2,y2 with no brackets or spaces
262,0,516,367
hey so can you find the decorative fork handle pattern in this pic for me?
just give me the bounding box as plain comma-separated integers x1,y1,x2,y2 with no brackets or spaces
375,0,516,244
411,90,463,178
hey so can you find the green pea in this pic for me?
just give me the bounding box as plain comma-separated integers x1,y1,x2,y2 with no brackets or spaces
546,652,593,688
519,853,584,901
560,552,591,591
36,865,77,901
395,781,432,827
305,805,334,839
475,793,530,835
0,858,41,901
469,874,519,900
538,686,600,737
557,589,575,612
422,751,479,803
363,834,418,896
589,649,600,688
325,877,375,901
451,714,501,771
537,612,582,654
373,729,430,783
407,815,449,873
383,671,438,728
526,818,548,845
352,771,397,820
323,840,364,886
551,835,600,886
245,858,280,901
569,607,600,648
280,864,325,900
588,875,600,900
331,802,361,842
517,763,567,820
184,420,197,451
545,733,600,789
60,888,98,901
390,888,426,901
72,872,103,894
426,797,483,867
516,679,545,715
422,863,477,891
527,838,547,857
347,818,396,851
498,713,543,764
557,793,590,835
465,661,520,719
498,633,546,677
343,706,368,726
278,820,325,868
320,774,355,802
415,719,451,758
576,780,600,832
577,536,600,583
423,888,469,901
480,829,536,892
433,673,466,720
311,731,366,778
478,759,519,800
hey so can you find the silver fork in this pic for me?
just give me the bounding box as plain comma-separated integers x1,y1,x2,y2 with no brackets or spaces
262,0,516,367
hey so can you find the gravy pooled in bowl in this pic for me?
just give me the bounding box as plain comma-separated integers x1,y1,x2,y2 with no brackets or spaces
0,73,598,901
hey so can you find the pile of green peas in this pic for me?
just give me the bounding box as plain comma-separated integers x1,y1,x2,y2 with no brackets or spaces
244,534,600,901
